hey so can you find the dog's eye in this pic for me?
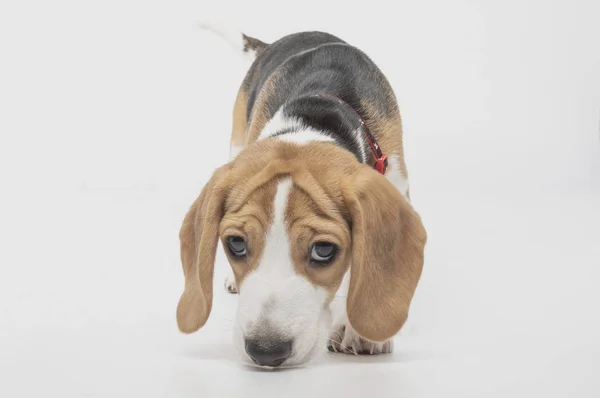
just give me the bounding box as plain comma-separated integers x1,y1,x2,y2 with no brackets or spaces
310,242,337,264
227,236,247,257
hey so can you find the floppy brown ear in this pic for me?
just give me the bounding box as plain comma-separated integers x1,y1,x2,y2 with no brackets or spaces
176,165,230,333
343,167,427,342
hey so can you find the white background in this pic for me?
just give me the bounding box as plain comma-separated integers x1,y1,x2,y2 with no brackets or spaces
1,0,599,397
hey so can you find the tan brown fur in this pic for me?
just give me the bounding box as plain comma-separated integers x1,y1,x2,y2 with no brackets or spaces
177,164,230,333
230,88,248,148
342,166,426,341
177,141,426,342
245,71,284,143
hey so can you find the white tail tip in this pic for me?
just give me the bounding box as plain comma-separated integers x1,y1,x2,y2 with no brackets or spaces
198,21,268,61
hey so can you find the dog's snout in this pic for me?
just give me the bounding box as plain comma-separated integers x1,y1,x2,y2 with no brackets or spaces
244,339,292,367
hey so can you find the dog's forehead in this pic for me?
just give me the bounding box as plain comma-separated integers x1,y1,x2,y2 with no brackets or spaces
220,180,277,233
224,173,346,226
223,176,301,221
222,141,360,224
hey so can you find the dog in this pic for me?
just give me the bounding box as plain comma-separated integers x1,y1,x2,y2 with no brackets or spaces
176,24,427,368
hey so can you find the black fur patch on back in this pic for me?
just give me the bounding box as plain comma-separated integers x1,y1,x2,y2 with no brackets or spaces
281,96,367,163
242,31,397,164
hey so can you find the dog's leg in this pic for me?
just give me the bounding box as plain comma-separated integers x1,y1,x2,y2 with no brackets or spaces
224,268,238,294
327,273,393,354
327,311,393,355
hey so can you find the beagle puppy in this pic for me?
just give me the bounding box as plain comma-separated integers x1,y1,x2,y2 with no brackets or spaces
177,26,427,368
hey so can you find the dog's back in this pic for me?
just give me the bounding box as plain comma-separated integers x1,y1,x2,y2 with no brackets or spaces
242,31,346,120
238,32,403,169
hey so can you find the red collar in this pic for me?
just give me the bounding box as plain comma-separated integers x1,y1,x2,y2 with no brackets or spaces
312,94,388,175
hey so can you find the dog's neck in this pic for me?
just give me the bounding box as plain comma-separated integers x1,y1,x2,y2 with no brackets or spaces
257,95,370,165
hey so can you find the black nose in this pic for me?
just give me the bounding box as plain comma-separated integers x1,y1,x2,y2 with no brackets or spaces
244,339,292,367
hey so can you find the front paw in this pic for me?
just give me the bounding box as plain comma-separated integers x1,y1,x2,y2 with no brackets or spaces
327,323,393,355
224,272,238,294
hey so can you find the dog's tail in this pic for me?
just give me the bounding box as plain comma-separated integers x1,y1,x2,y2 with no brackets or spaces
199,22,268,61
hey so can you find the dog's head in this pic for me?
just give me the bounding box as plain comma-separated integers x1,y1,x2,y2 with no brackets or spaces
176,140,426,367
